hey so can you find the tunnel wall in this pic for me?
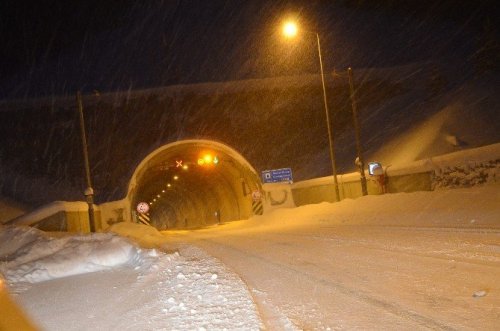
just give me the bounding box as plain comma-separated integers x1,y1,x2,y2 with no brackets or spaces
126,140,261,228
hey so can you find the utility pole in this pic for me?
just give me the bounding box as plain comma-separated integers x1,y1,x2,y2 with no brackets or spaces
76,91,96,232
348,68,368,196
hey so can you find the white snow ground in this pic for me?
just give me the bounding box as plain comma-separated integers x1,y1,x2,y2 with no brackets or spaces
0,224,262,330
1,183,499,330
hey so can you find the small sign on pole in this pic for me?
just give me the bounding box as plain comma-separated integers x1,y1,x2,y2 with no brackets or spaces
136,202,150,214
251,190,262,201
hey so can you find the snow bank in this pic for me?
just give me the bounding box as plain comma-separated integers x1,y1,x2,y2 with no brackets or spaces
107,222,168,248
249,183,500,230
1,223,262,330
0,225,150,283
0,226,45,260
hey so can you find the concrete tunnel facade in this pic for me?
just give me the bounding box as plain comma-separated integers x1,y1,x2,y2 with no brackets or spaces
126,140,262,229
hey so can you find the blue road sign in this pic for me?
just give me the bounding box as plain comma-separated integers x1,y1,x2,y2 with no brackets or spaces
262,168,293,183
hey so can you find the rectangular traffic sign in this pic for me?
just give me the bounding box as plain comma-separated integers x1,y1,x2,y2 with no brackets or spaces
262,168,293,183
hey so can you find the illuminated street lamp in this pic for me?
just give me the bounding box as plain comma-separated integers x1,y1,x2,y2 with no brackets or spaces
283,22,298,37
282,21,340,201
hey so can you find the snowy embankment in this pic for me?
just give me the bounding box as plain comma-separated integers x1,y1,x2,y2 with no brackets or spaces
0,224,262,330
259,183,500,230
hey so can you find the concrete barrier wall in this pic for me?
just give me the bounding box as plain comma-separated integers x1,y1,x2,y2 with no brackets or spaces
33,210,101,233
98,199,127,229
261,183,296,213
66,211,100,232
6,201,103,233
275,143,500,208
33,211,67,231
386,172,432,193
289,171,432,207
291,183,337,205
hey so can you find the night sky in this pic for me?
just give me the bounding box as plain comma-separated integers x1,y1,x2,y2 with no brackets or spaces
0,0,498,207
1,0,497,99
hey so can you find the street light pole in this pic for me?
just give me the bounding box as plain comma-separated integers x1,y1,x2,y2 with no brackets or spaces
283,21,340,201
316,33,340,202
76,91,96,232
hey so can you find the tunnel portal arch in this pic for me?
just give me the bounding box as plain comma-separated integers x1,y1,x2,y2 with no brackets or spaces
126,140,262,229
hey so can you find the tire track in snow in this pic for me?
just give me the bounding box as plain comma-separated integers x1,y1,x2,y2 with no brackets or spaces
267,231,500,267
320,225,500,234
195,237,457,331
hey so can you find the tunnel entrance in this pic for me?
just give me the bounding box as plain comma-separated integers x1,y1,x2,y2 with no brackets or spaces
127,140,261,230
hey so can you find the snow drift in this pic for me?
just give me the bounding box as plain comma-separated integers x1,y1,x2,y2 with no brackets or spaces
0,224,262,330
0,226,149,283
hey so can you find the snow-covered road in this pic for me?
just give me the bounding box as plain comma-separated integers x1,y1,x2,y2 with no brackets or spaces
168,225,499,330
166,185,500,330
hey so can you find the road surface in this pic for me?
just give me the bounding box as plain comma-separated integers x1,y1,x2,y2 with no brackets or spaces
166,223,500,330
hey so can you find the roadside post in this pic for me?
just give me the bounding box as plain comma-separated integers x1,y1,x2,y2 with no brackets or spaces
348,68,368,196
136,202,152,226
76,91,96,232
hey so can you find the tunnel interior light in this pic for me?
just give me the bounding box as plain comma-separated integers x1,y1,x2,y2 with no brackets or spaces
162,189,165,193
173,175,179,180
198,153,219,166
167,183,172,188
